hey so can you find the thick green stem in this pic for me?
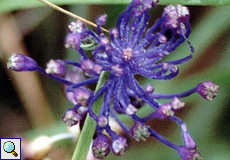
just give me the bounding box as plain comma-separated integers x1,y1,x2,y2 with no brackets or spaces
71,71,110,160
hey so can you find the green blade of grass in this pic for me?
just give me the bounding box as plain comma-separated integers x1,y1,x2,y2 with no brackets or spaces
71,71,110,160
1,0,230,13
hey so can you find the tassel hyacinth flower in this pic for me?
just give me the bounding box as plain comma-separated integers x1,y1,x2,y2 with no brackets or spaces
7,0,219,159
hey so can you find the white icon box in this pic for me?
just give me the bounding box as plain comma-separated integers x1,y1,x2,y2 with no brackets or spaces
1,138,21,160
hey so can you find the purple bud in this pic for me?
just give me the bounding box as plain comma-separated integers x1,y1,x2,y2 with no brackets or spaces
145,84,154,94
96,14,107,26
183,132,196,149
62,109,82,127
92,135,110,159
111,136,128,156
171,97,185,111
45,59,65,76
162,5,189,30
80,60,102,75
97,116,108,127
73,88,92,106
81,60,94,75
65,32,81,50
7,53,38,71
178,146,203,160
68,20,86,33
196,81,219,100
155,103,174,119
130,122,150,141
64,69,85,104
126,104,137,115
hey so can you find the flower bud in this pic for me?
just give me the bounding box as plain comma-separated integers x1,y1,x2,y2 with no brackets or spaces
155,103,174,119
64,69,85,104
96,14,107,26
145,84,154,94
7,53,37,71
126,104,137,115
178,146,203,160
45,59,65,76
171,97,185,111
97,116,108,128
111,136,128,156
62,109,82,127
81,60,94,75
162,5,189,31
73,88,92,106
68,20,86,33
130,122,150,141
92,135,110,159
197,81,219,100
65,32,81,50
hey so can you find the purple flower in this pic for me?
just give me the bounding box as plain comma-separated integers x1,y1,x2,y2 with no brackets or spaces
130,122,150,141
92,134,110,159
197,81,219,100
7,53,37,71
45,59,66,76
62,106,84,127
111,136,128,156
7,0,219,159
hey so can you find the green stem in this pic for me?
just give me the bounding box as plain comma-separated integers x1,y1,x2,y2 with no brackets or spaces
71,71,110,160
1,0,230,13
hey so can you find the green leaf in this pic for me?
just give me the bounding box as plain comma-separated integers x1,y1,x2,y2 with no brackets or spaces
1,0,230,13
71,71,110,160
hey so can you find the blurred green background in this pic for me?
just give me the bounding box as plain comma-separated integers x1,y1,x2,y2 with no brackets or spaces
0,1,230,160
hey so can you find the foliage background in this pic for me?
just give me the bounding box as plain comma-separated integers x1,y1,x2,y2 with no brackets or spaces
0,0,230,159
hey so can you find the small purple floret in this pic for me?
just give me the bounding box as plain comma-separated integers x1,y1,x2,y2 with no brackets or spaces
111,136,128,156
45,59,65,76
178,146,203,160
62,109,82,127
155,103,174,119
96,14,107,26
92,134,110,159
73,88,91,106
197,81,219,100
130,122,150,141
7,53,38,71
65,32,81,49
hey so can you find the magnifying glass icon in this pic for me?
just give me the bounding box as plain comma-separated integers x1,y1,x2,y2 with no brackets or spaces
3,141,18,157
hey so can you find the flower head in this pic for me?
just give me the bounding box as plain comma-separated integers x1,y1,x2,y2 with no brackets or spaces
8,0,219,159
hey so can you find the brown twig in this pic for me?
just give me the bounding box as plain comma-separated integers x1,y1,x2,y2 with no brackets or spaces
37,0,109,33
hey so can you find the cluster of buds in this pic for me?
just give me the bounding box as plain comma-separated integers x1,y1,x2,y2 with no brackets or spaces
7,0,219,159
